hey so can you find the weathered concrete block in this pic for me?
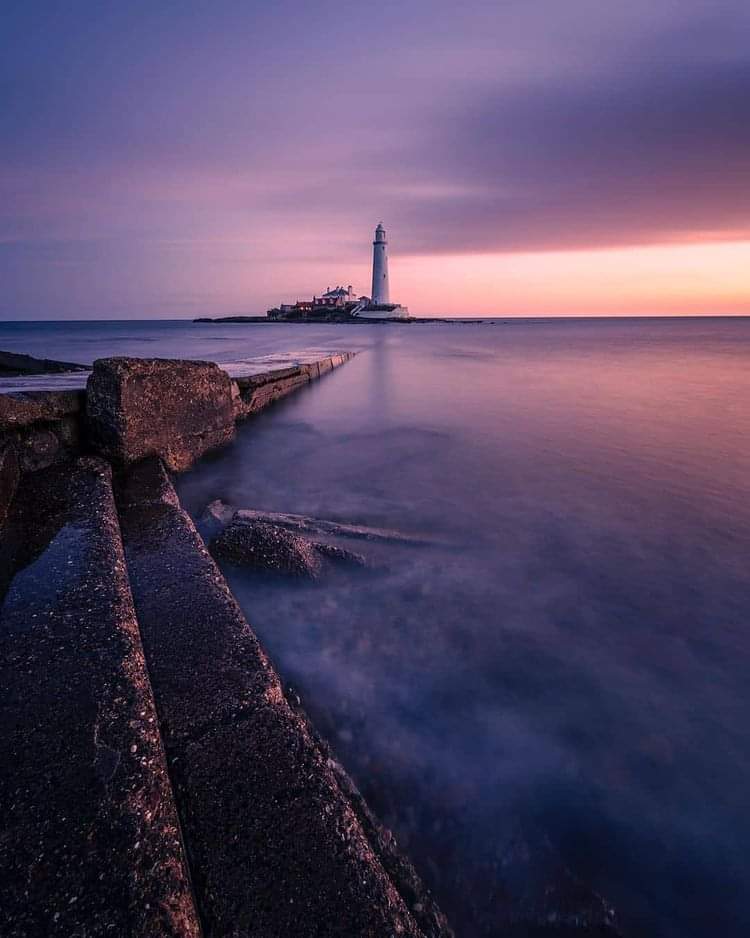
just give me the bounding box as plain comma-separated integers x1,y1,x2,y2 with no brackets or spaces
0,458,200,937
86,357,236,471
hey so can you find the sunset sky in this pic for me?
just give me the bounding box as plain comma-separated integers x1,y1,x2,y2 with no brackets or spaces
2,0,748,319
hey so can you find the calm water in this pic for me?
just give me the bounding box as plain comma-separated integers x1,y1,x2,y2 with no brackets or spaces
4,318,750,936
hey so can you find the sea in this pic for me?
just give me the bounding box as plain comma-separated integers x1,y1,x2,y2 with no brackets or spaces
2,317,749,937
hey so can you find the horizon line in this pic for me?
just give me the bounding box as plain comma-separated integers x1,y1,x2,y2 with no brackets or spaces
2,313,749,324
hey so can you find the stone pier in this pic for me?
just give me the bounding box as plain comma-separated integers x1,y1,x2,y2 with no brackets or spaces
0,352,453,938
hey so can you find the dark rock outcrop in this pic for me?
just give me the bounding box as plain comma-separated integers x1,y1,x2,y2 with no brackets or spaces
0,348,88,376
87,357,236,471
116,457,451,938
0,458,200,937
210,518,325,577
210,518,366,578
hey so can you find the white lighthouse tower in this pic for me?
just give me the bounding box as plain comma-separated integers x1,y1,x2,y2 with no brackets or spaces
352,222,408,319
371,222,390,305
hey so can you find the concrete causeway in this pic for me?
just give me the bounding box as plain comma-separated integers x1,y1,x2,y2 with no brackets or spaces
0,352,453,937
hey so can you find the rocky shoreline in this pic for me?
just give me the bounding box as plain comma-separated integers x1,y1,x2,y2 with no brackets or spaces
0,348,89,377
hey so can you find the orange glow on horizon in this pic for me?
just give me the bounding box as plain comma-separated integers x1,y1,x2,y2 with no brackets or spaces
392,240,750,317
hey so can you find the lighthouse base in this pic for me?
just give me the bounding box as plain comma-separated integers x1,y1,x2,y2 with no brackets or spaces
352,303,409,320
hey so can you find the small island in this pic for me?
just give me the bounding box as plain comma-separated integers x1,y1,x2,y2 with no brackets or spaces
199,223,412,324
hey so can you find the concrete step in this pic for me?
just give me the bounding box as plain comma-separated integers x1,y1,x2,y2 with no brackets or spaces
0,459,201,938
116,457,451,938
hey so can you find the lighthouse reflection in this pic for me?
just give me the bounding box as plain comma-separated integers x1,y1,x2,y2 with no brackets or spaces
365,331,395,416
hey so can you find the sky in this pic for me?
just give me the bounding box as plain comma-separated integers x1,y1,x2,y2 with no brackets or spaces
1,0,748,319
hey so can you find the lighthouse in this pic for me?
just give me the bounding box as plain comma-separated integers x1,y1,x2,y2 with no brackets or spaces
350,222,408,319
371,222,390,305
267,221,407,319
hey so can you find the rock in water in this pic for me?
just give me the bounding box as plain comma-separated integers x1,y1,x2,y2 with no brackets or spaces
209,519,367,578
210,520,324,578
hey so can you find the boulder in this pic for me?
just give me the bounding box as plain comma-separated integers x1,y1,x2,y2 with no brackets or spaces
210,520,325,578
209,518,367,578
86,357,236,471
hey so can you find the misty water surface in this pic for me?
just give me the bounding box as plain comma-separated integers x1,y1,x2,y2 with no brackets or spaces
175,318,750,938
